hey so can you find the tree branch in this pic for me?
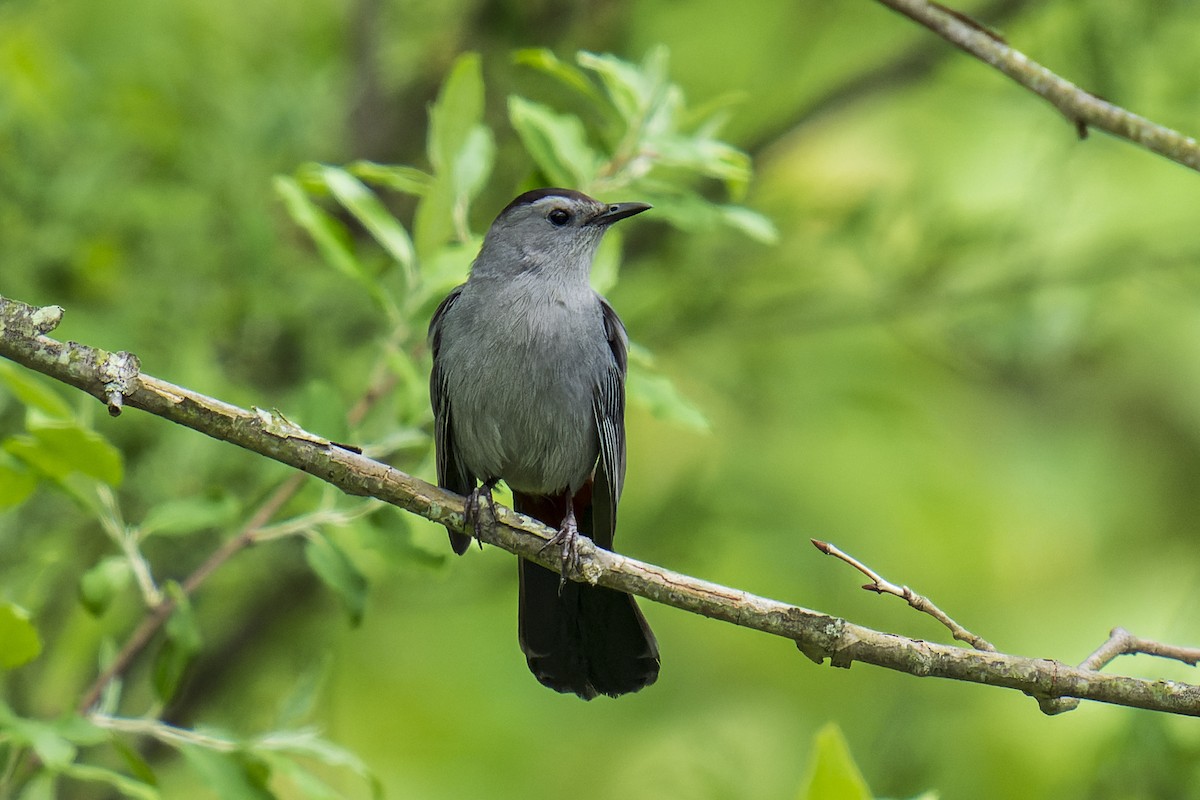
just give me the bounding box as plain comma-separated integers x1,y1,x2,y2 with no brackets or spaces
3,294,1199,716
874,0,1200,172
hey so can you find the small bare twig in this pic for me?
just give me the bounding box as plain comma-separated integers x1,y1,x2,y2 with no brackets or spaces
812,538,996,652
1040,627,1200,715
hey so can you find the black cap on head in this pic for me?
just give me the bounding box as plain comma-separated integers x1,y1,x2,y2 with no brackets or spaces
498,188,596,219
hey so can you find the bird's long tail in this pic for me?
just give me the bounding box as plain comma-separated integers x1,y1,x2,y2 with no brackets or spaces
513,491,659,699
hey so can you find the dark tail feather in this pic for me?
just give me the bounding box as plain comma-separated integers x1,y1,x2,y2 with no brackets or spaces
514,491,659,699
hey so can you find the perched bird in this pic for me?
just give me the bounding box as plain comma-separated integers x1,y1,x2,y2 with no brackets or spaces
428,188,659,699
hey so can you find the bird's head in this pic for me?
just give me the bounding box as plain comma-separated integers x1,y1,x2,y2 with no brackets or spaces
472,188,651,280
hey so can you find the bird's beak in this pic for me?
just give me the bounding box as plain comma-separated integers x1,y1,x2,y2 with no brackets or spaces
588,202,652,226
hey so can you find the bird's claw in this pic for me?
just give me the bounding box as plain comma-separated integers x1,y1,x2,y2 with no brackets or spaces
538,518,580,594
463,481,499,549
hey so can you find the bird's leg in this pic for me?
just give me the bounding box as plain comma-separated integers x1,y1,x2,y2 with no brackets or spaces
463,478,500,549
538,497,580,593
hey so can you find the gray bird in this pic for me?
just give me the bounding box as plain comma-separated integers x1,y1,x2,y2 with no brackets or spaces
428,187,659,699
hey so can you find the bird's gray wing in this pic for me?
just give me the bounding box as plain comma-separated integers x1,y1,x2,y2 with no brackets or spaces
429,285,474,553
591,296,628,550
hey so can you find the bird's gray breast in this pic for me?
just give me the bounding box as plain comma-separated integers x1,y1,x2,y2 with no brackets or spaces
439,275,608,495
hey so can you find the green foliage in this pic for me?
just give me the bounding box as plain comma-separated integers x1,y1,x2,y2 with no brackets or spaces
0,603,42,669
0,44,766,798
5,3,1200,799
797,723,875,800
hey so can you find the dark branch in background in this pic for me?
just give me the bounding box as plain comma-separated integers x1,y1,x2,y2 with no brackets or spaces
873,0,1200,171
746,0,1036,155
3,294,1199,717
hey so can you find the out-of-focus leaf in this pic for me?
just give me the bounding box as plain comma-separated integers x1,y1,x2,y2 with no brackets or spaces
4,422,123,487
417,54,492,258
255,729,381,799
140,494,240,538
577,51,649,123
15,772,54,800
719,205,779,244
78,556,132,616
427,53,484,174
266,756,340,800
347,161,432,196
0,602,42,668
626,360,709,431
112,737,159,788
451,125,495,208
153,584,202,704
0,702,73,767
274,655,331,729
508,96,599,188
274,175,360,282
796,723,874,800
514,48,604,106
304,532,368,626
0,361,72,419
180,745,273,800
0,451,38,508
321,165,417,281
57,764,159,800
655,135,752,194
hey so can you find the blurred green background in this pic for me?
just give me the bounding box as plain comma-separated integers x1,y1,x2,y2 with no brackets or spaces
3,0,1200,797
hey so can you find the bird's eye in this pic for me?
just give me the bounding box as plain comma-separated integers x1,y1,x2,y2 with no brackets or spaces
547,209,571,227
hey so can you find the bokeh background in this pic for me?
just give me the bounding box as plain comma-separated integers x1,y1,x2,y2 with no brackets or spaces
3,0,1200,797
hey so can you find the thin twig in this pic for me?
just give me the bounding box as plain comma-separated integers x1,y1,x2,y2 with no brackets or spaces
75,475,303,714
811,539,996,652
4,295,1199,716
1040,627,1200,715
873,0,1200,171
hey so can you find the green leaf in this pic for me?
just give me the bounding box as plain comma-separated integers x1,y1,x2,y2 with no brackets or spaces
304,532,368,626
321,165,417,281
577,51,649,123
514,48,605,106
0,450,38,508
112,737,160,788
180,745,274,800
57,764,160,800
0,602,43,668
4,422,123,487
0,361,72,419
0,710,75,767
719,205,779,244
427,53,485,174
274,655,331,729
626,357,709,431
16,772,55,800
254,729,381,799
507,96,599,188
655,135,752,193
153,584,202,703
78,556,132,616
140,494,241,538
274,174,362,281
266,756,340,800
347,161,432,196
416,53,493,258
796,723,874,800
450,124,495,208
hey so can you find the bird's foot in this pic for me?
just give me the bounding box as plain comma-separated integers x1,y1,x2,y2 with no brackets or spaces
538,513,580,594
463,479,499,550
